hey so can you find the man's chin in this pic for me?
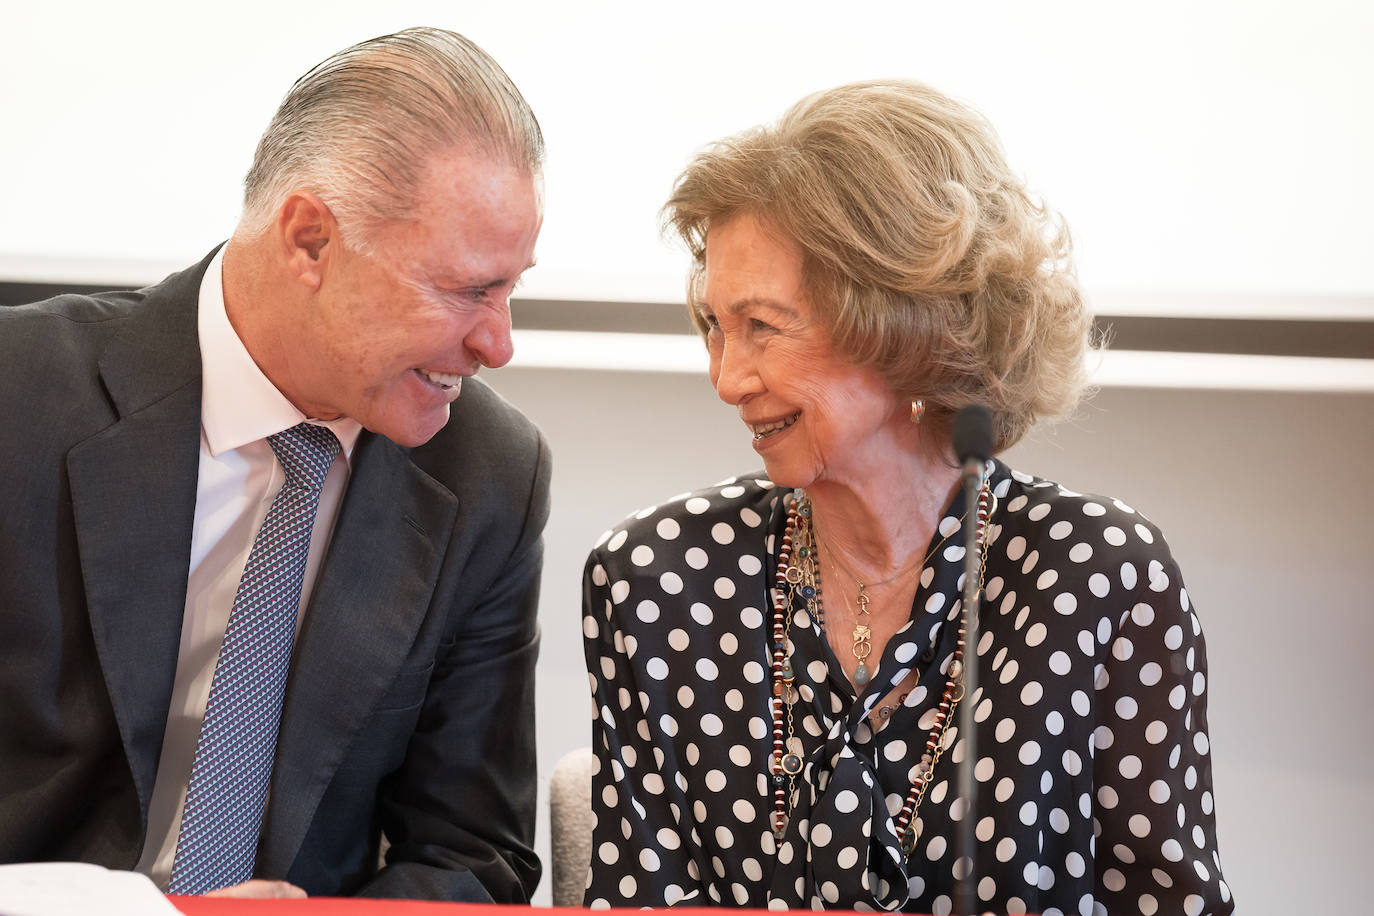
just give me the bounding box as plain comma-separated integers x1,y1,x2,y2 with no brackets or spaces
372,404,452,448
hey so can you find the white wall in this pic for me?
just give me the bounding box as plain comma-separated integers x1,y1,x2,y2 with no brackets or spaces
3,0,1372,308
486,366,1374,912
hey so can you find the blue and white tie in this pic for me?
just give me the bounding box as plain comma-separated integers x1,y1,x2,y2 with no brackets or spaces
168,422,341,895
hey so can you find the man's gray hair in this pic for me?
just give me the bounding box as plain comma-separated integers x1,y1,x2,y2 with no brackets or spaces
242,27,544,241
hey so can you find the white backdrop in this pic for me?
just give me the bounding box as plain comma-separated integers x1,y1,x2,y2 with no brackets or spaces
3,0,1372,308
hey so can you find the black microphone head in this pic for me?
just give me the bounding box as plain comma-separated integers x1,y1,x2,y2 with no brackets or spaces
951,405,995,464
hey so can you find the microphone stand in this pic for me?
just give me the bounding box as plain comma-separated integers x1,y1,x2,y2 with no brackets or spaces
950,404,993,916
953,458,983,915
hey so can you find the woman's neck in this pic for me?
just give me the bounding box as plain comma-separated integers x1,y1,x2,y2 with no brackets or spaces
804,452,962,588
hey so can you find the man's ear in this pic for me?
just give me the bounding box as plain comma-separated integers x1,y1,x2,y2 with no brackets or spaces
276,191,336,290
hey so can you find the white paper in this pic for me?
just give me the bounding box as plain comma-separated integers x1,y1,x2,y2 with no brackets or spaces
0,863,183,916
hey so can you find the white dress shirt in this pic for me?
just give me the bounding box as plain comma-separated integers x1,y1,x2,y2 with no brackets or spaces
136,248,362,887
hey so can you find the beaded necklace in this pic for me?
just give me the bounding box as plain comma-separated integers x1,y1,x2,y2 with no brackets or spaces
768,479,996,853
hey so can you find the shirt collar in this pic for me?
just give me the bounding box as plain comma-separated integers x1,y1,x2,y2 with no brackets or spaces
197,246,362,460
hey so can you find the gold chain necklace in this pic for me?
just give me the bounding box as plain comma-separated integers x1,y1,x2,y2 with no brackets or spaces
816,514,968,687
768,479,997,853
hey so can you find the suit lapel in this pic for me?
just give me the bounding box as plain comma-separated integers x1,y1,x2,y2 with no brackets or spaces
259,431,459,873
66,256,211,817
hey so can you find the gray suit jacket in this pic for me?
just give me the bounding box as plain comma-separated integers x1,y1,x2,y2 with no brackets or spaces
0,249,550,901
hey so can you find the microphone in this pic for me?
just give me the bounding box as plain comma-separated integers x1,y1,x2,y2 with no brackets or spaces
950,405,993,916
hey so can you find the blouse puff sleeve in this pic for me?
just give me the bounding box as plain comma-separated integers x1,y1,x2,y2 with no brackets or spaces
1086,521,1234,916
581,547,707,908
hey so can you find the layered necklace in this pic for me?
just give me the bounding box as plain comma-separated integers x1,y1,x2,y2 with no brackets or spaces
768,479,996,854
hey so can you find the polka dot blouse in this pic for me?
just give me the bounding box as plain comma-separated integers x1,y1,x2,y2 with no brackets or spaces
582,461,1232,914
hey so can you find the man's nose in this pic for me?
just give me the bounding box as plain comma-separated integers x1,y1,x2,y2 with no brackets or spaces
468,304,515,370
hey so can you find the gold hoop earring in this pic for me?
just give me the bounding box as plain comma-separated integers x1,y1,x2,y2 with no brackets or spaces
910,399,926,425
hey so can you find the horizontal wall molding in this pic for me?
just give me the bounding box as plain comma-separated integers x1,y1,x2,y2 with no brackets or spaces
5,282,1371,365
509,329,1374,393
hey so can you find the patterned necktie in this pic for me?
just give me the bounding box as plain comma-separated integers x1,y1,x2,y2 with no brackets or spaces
167,422,341,895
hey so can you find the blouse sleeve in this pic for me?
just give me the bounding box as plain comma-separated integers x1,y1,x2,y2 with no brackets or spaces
581,547,706,908
1089,533,1235,915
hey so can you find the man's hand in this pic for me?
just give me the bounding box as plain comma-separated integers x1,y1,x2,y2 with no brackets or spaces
204,880,307,898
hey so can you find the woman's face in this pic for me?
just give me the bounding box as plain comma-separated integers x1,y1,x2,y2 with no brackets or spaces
697,214,911,491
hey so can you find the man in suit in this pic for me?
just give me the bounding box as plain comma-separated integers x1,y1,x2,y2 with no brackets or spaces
0,28,549,901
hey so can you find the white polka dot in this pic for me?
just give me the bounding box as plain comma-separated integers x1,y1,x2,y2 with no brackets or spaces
659,572,683,594
738,554,762,576
1050,520,1074,540
635,599,660,623
1062,749,1082,776
684,497,710,514
1169,685,1187,710
1049,651,1072,676
1103,868,1126,892
667,629,689,651
1119,755,1143,779
1104,526,1127,547
610,580,630,604
1165,625,1183,650
655,517,680,539
630,544,654,567
811,822,832,847
696,659,719,681
1088,573,1110,598
996,837,1017,862
714,577,736,599
1021,681,1044,705
1065,851,1086,877
1018,741,1041,765
1129,813,1152,837
711,522,736,544
1135,523,1155,544
1027,503,1051,521
607,530,628,552
1006,536,1027,561
1053,592,1077,614
684,547,709,569
1116,696,1139,719
598,841,619,864
1036,569,1059,590
645,657,669,680
1019,801,1037,825
1069,542,1094,563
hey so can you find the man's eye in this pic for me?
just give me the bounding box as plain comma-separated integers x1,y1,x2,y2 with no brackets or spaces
750,318,775,332
699,312,720,329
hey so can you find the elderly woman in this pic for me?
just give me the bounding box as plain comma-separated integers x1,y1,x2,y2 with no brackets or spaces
581,81,1231,914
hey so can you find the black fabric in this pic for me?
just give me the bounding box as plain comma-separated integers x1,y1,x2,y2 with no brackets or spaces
0,254,549,902
583,463,1232,914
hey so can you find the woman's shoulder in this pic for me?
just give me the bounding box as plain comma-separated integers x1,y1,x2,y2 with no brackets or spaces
991,460,1183,587
590,472,783,558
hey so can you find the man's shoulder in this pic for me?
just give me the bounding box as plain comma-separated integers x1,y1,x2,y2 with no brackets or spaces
0,290,146,361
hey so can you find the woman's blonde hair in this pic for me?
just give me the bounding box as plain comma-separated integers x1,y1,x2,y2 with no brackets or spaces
663,80,1094,452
